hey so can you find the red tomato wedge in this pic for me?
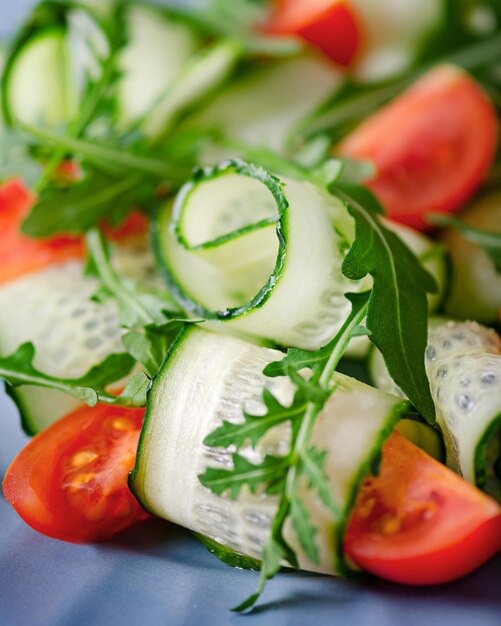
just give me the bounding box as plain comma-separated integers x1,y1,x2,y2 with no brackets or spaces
265,0,361,66
345,431,501,585
2,404,148,543
0,179,83,284
339,65,498,230
0,179,149,285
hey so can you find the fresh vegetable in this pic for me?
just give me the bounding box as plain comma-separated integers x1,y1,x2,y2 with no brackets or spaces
2,403,148,543
130,326,408,597
265,0,361,67
345,430,501,585
339,65,498,230
369,319,501,500
439,192,501,323
0,178,82,284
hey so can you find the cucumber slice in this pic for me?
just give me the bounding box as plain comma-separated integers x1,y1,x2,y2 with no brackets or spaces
370,319,501,499
0,240,164,434
116,3,200,130
443,192,501,323
395,419,445,462
130,327,408,574
154,160,361,350
0,262,122,434
2,28,74,127
189,55,343,157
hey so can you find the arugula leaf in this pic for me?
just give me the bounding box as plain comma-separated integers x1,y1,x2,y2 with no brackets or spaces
203,388,307,449
22,172,153,237
336,184,437,422
232,538,285,613
0,343,141,407
299,446,339,515
199,454,290,500
290,496,319,565
429,213,501,273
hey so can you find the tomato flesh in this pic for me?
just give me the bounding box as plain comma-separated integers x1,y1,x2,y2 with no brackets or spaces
2,404,149,543
339,65,498,230
345,431,501,585
266,0,361,66
0,179,149,285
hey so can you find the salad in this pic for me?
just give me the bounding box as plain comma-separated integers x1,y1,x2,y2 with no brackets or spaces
1,0,501,613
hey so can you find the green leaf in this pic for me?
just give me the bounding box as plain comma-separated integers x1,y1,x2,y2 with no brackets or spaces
0,343,137,407
22,172,152,237
199,454,290,500
115,372,151,407
232,537,284,613
337,184,436,422
429,213,501,273
299,446,339,515
290,496,319,565
203,388,307,449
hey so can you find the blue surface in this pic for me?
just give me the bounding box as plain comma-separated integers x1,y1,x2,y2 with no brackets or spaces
1,2,500,625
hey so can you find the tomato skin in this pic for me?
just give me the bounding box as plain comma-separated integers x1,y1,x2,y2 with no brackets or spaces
345,431,501,585
0,179,83,284
2,404,148,543
339,65,498,230
266,0,361,66
0,179,148,285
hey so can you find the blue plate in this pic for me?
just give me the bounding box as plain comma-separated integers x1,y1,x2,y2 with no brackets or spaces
1,3,500,625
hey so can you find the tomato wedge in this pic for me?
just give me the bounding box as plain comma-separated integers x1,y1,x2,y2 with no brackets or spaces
339,65,498,230
0,179,83,285
2,404,148,543
265,0,361,66
345,431,501,585
0,179,149,285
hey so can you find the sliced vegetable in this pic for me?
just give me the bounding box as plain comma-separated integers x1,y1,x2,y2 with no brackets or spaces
130,326,407,575
0,178,148,285
265,0,361,67
370,320,501,500
0,178,82,285
442,191,501,323
265,0,445,80
116,2,199,131
2,403,148,543
2,28,74,127
345,431,501,585
339,65,498,230
154,160,360,350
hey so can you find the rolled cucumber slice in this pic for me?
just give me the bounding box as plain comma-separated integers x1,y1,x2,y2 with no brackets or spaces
2,28,74,127
369,319,501,499
154,160,361,350
130,327,408,574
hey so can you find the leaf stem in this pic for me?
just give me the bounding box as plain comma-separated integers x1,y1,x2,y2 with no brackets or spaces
85,229,154,326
